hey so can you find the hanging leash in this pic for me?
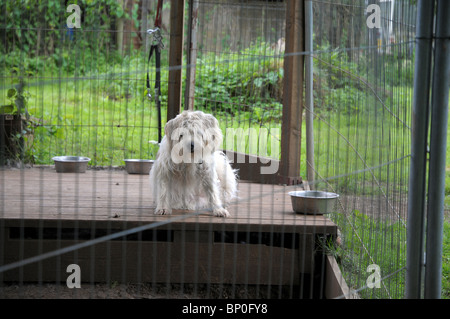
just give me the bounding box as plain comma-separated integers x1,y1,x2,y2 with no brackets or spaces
147,0,164,143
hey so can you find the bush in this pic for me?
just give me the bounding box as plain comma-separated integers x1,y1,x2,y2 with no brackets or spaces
195,41,284,122
0,0,132,56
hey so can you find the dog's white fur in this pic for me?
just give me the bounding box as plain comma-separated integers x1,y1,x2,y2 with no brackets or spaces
150,110,238,217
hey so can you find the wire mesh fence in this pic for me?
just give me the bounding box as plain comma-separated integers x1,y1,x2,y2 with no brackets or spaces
0,0,440,300
308,0,415,299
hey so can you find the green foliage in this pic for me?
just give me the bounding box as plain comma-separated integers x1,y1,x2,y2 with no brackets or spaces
321,86,366,114
0,0,134,77
0,0,131,55
312,41,414,117
0,79,40,164
1,84,31,116
195,41,284,123
0,89,17,114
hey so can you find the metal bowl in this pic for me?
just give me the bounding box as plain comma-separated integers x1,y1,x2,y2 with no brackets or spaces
288,190,339,214
52,156,91,173
124,159,154,175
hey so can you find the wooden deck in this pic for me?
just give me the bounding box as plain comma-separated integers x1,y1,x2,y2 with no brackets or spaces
0,167,337,234
0,167,338,289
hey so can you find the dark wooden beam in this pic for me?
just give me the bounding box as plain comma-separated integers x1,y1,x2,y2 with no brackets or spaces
184,0,199,111
167,0,185,121
279,0,304,185
224,150,285,185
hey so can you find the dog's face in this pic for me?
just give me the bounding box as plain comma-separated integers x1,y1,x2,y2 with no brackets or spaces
164,111,223,164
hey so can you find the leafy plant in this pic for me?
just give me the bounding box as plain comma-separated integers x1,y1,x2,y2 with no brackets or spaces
195,41,284,122
0,79,36,164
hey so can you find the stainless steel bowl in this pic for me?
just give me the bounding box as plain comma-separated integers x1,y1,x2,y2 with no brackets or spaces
124,159,154,174
52,156,91,173
288,190,339,214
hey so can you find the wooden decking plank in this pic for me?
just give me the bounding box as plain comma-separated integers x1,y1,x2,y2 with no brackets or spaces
0,168,339,286
1,168,337,235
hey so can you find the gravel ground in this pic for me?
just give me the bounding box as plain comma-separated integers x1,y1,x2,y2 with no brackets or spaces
0,283,295,299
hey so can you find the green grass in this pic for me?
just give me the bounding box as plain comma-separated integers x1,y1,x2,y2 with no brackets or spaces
327,210,406,299
311,99,411,193
446,126,450,215
27,81,162,165
1,53,165,165
326,212,449,299
443,222,450,299
445,122,450,299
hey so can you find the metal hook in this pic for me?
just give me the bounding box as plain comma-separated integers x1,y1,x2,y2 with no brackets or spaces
147,27,164,50
146,27,159,35
147,88,161,102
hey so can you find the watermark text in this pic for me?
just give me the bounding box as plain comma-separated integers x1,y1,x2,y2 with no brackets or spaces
66,264,81,288
67,4,81,29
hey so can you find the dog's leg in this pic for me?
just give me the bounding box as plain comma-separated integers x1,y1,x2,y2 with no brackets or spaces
155,192,173,215
199,164,230,217
214,152,238,207
153,171,173,215
155,205,172,215
155,208,172,215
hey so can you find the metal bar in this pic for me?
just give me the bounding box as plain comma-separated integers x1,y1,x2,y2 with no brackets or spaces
405,0,434,299
305,0,315,188
425,0,450,299
156,46,162,143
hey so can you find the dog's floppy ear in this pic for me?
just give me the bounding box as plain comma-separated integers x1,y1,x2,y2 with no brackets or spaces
202,113,219,130
164,117,175,138
203,113,223,151
164,117,177,150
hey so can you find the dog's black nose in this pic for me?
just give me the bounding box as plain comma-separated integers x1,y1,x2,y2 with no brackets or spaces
190,142,195,153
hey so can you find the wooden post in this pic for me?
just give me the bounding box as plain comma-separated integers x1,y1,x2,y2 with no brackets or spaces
184,0,199,111
278,0,304,185
140,0,149,50
167,0,185,121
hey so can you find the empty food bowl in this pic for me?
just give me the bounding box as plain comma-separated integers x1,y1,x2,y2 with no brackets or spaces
288,190,339,214
52,156,91,173
124,159,154,174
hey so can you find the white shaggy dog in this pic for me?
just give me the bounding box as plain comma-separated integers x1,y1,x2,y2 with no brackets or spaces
150,110,238,217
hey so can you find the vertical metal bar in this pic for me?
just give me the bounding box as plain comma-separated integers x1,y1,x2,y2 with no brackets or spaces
425,0,450,299
305,0,315,188
156,46,162,143
405,0,434,299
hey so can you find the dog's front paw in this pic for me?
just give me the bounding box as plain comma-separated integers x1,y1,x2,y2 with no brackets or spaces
213,207,230,218
155,208,172,215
